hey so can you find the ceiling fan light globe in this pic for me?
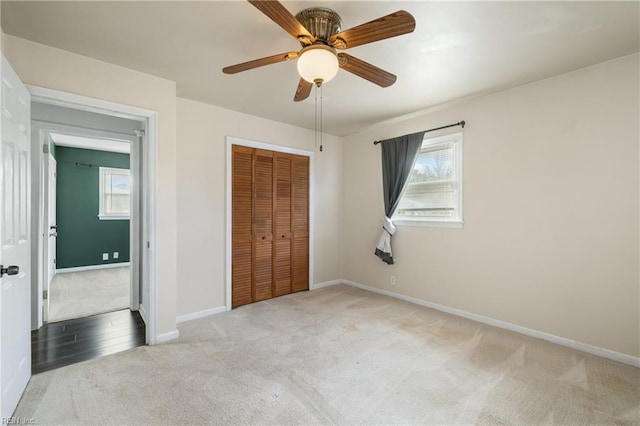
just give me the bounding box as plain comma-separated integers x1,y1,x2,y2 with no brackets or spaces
297,46,339,84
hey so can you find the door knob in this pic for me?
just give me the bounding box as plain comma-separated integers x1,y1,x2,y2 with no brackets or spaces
0,265,19,277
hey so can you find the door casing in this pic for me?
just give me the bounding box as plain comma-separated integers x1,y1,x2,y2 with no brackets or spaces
33,120,141,326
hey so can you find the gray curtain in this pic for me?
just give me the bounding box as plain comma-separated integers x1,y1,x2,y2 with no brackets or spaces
374,131,425,264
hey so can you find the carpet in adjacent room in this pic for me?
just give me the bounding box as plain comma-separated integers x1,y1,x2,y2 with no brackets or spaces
48,267,130,323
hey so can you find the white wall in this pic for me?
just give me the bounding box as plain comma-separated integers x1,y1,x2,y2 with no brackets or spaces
341,54,639,358
176,98,342,316
4,35,179,338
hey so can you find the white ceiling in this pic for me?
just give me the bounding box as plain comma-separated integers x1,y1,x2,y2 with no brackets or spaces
3,1,638,136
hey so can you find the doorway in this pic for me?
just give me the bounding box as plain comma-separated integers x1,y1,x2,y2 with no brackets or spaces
43,127,138,323
33,101,142,324
28,87,159,346
28,92,157,371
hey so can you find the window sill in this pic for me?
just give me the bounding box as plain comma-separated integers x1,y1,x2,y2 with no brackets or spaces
393,218,464,229
98,215,130,221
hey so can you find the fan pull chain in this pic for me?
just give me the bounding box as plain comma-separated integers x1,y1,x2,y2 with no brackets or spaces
319,84,323,152
313,83,325,152
314,85,318,151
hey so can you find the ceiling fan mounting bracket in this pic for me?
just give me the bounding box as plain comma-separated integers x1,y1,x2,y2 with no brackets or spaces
295,7,342,45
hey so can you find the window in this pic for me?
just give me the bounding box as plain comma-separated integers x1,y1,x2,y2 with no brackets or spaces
393,132,463,228
98,167,131,220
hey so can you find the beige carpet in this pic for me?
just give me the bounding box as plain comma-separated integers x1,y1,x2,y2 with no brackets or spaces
16,285,639,424
48,267,130,323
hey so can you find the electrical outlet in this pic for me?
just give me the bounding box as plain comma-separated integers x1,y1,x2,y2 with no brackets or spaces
390,275,397,286
102,253,109,261
113,252,119,259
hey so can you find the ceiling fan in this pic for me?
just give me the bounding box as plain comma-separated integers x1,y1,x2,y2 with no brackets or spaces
222,1,416,102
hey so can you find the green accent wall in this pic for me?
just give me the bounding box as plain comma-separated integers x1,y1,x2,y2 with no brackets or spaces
56,146,130,268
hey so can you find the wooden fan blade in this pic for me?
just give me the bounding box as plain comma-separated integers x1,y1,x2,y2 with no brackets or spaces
223,52,298,74
294,78,313,102
330,10,415,49
338,53,397,87
248,0,315,45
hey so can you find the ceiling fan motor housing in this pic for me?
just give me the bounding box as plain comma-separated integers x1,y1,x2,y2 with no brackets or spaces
295,8,342,45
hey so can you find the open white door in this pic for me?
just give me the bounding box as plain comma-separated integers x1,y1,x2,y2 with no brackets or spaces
0,56,31,417
45,154,56,321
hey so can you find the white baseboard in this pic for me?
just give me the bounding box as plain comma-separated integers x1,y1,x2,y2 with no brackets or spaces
310,279,342,290
56,262,130,274
156,329,180,344
176,306,227,324
341,279,640,368
138,303,148,324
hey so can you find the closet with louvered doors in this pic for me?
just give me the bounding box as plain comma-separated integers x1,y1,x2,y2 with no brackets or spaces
231,145,309,308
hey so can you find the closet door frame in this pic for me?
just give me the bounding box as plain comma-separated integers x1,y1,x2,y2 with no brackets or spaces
225,136,314,311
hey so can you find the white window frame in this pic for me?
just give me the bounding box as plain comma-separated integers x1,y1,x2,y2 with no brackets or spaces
98,166,131,220
392,132,464,229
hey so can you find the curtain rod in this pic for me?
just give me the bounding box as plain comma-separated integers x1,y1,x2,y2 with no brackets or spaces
373,120,466,145
75,162,95,168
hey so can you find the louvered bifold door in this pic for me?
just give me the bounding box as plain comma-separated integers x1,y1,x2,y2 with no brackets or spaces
273,153,293,296
232,146,309,307
292,155,309,292
253,149,274,302
231,145,253,307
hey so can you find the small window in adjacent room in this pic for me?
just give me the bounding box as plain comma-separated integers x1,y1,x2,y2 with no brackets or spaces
98,167,131,220
393,132,463,228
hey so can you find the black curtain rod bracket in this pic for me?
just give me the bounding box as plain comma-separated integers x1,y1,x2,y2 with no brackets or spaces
373,120,466,145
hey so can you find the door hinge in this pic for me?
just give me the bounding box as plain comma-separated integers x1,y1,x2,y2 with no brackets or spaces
43,144,50,154
147,241,150,249
43,290,48,300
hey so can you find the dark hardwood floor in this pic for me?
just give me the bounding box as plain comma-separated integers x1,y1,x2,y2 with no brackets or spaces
32,309,146,374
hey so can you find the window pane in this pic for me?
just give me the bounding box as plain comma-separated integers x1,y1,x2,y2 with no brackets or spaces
410,147,454,183
395,135,461,220
107,194,131,214
110,173,130,195
100,167,131,217
397,182,456,217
